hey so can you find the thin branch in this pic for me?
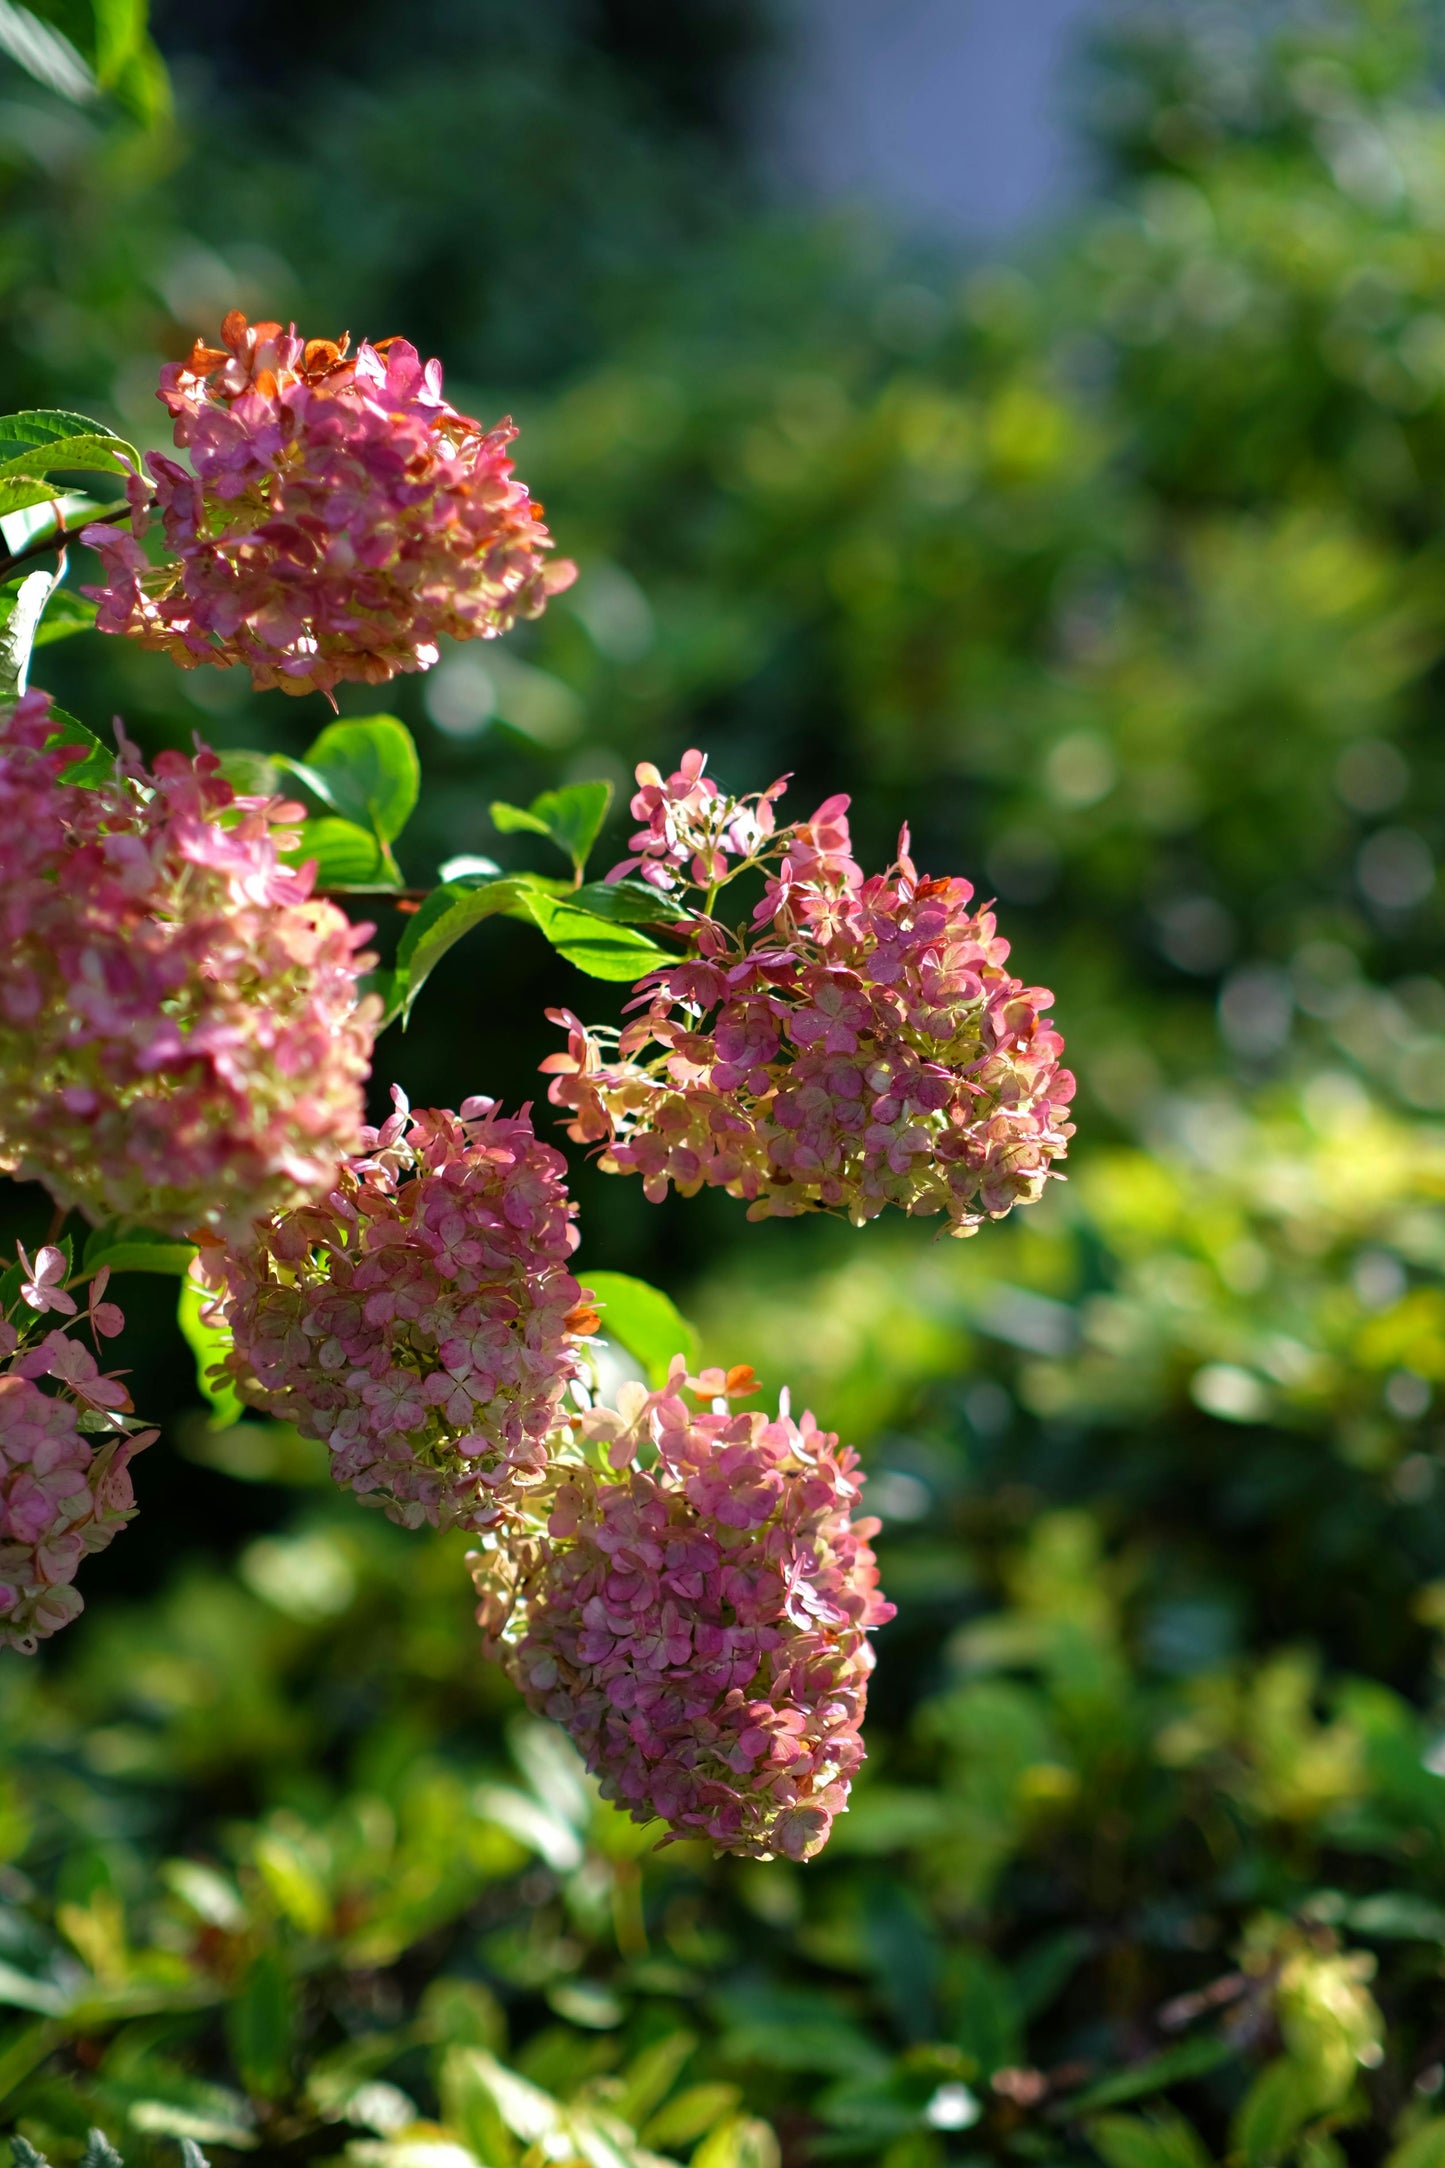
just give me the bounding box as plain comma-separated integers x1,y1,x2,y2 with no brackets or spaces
0,502,130,582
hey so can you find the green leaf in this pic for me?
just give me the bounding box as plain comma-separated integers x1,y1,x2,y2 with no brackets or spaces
437,852,502,884
0,476,72,520
516,887,666,980
1387,2121,1445,2168
691,2116,781,2168
177,1275,244,1429
77,2132,123,2168
215,748,281,796
1231,2059,1319,2166
0,1959,67,2017
1087,2110,1215,2168
179,2142,215,2168
0,432,137,482
586,1271,699,1386
10,2137,50,2168
226,1951,295,2103
0,6,170,122
287,816,390,888
83,1223,196,1278
613,2031,699,2130
28,587,97,646
491,779,614,878
0,567,59,695
279,715,419,844
571,876,690,924
1062,2038,1233,2118
642,2084,742,2152
388,875,529,1024
1,576,97,658
43,708,113,787
0,409,127,453
1348,1891,1445,1940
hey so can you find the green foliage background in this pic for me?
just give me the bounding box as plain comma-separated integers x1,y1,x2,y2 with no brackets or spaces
7,1,1445,2164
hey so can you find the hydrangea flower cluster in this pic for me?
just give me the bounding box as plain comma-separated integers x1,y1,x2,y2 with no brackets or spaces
544,753,1074,1236
82,312,576,699
470,1360,893,1860
0,1250,154,1656
205,1093,595,1531
0,689,379,1240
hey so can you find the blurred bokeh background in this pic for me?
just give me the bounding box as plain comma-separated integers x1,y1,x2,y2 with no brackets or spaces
7,2,1445,2162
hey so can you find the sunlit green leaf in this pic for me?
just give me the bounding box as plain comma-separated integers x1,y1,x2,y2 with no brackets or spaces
514,887,665,981
570,876,689,924
0,408,128,453
288,815,390,888
177,1274,244,1429
491,779,613,877
82,1223,195,1278
585,1271,699,1385
389,875,529,1024
0,433,136,483
279,715,419,845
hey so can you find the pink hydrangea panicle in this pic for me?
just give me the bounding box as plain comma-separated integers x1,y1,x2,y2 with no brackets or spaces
469,1360,894,1861
207,1092,596,1531
0,688,379,1239
82,312,577,700
607,749,790,894
545,759,1074,1237
0,1261,154,1656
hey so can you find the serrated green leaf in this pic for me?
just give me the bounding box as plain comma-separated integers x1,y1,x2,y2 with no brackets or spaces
0,433,136,483
516,887,665,981
83,1223,196,1278
179,2141,216,2168
571,876,689,924
0,475,69,520
177,1275,244,1429
491,779,613,877
225,1950,294,2103
279,715,419,844
389,875,529,1024
0,408,123,450
586,1271,699,1386
44,708,113,787
10,2136,50,2168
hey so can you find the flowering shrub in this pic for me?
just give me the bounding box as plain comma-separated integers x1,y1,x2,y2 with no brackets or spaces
0,1248,154,1655
470,1360,892,1860
205,1092,593,1531
82,311,575,699
0,688,378,1240
0,317,1068,1866
544,751,1075,1234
